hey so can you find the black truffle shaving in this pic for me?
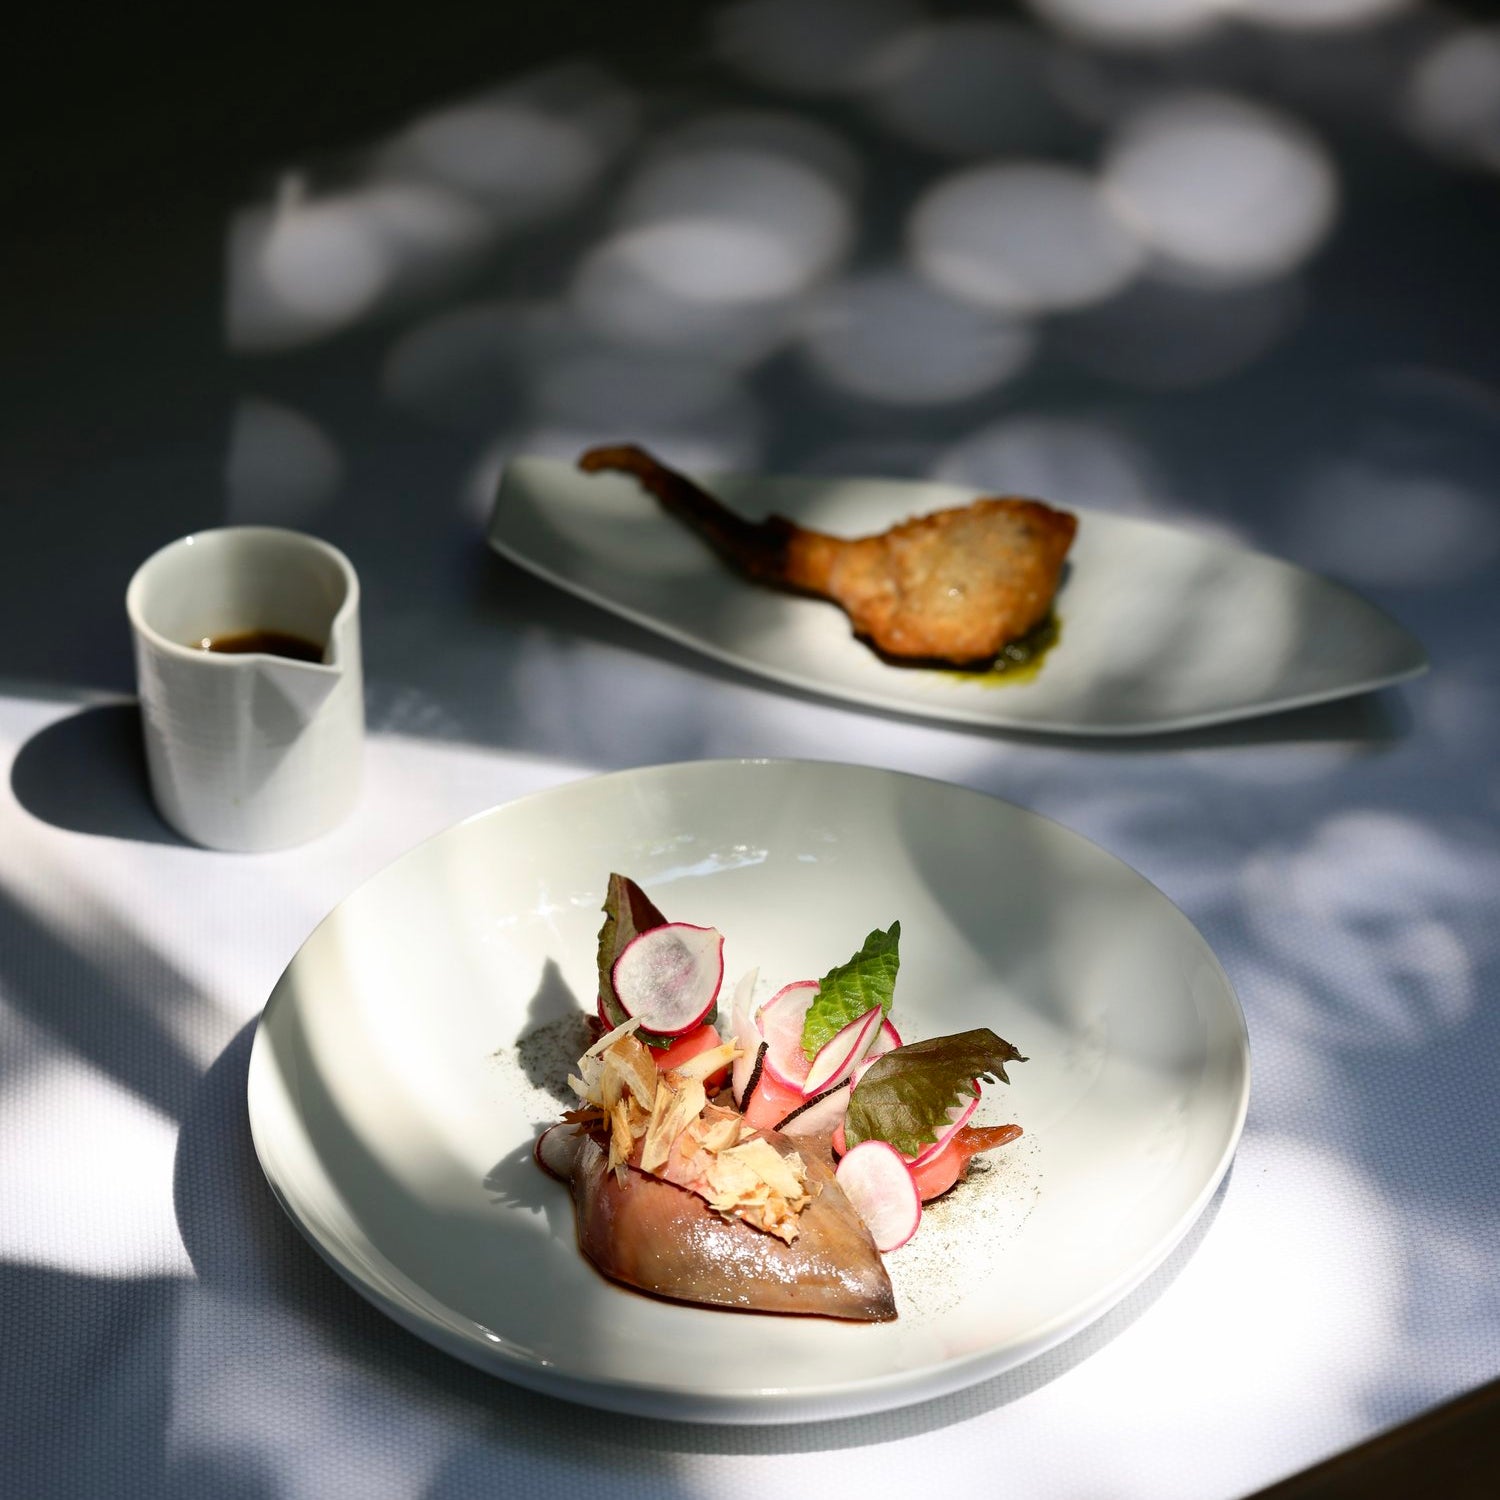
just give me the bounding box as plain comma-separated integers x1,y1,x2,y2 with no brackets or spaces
772,1081,849,1133
735,1040,768,1111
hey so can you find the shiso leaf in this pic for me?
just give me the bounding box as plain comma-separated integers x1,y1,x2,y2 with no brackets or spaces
596,874,677,1048
844,1028,1026,1157
801,922,900,1060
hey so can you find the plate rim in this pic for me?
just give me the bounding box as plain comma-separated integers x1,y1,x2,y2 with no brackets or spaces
247,757,1252,1422
488,456,1428,737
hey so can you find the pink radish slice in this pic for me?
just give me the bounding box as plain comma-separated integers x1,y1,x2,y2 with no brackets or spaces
728,968,762,1107
611,923,724,1036
835,1140,922,1252
802,1005,884,1096
845,1021,901,1091
774,1080,850,1139
907,1095,980,1166
757,980,819,1087
910,1123,1023,1202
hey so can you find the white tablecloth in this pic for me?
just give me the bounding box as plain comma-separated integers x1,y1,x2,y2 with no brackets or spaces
5,4,1499,1495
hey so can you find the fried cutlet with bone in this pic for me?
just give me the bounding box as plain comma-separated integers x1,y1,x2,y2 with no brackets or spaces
578,444,1076,667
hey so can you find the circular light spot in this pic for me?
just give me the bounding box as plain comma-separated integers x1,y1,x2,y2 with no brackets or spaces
394,103,600,203
620,147,851,294
801,270,1035,404
1226,0,1411,29
572,237,798,366
713,0,920,96
862,20,1081,158
1021,0,1222,48
911,163,1145,313
1103,93,1338,285
937,415,1166,516
1405,26,1500,171
1054,274,1304,389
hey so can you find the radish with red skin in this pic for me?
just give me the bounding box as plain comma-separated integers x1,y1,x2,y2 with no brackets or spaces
756,980,818,1087
908,1123,1023,1201
835,1140,922,1251
802,1004,884,1096
907,1096,978,1166
774,1080,851,1138
611,923,724,1036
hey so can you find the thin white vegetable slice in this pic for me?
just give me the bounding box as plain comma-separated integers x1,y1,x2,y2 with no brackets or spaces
835,1139,922,1252
757,980,818,1087
727,967,762,1107
907,1095,979,1165
611,923,724,1036
774,1080,851,1139
802,1005,883,1096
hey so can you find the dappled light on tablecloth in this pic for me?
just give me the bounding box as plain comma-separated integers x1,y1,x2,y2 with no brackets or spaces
571,120,856,365
910,162,1145,314
381,301,581,432
934,414,1182,523
1021,0,1222,49
1102,92,1338,286
712,0,919,96
1239,811,1495,1047
226,65,636,352
799,269,1035,406
1052,272,1304,389
376,66,635,212
1404,24,1500,172
1227,0,1412,30
1274,370,1500,588
224,398,344,528
859,19,1083,159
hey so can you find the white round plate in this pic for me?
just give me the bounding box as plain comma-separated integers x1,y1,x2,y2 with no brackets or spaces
248,760,1249,1423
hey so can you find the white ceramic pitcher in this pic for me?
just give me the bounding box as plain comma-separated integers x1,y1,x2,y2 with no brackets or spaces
126,526,363,851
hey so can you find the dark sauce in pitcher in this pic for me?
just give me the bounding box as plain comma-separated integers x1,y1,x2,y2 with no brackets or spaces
193,630,325,662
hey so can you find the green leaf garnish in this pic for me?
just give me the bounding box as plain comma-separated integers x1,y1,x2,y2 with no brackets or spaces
595,873,673,1047
844,1028,1026,1157
801,921,901,1060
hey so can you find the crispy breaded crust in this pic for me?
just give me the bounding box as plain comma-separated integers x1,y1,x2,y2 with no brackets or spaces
579,444,1075,666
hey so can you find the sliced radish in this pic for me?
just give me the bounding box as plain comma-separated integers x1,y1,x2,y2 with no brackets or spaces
909,1123,1023,1202
611,923,724,1036
774,1080,850,1139
907,1095,979,1166
867,1018,902,1056
802,1005,883,1096
742,1065,807,1130
756,980,818,1087
728,968,762,1107
835,1140,922,1252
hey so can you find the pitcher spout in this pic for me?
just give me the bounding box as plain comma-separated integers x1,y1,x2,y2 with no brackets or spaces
258,652,343,724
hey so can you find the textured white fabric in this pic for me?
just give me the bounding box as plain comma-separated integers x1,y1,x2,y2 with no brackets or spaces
6,6,1500,1495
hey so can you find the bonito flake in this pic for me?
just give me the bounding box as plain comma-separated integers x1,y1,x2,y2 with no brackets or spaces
568,1020,810,1241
